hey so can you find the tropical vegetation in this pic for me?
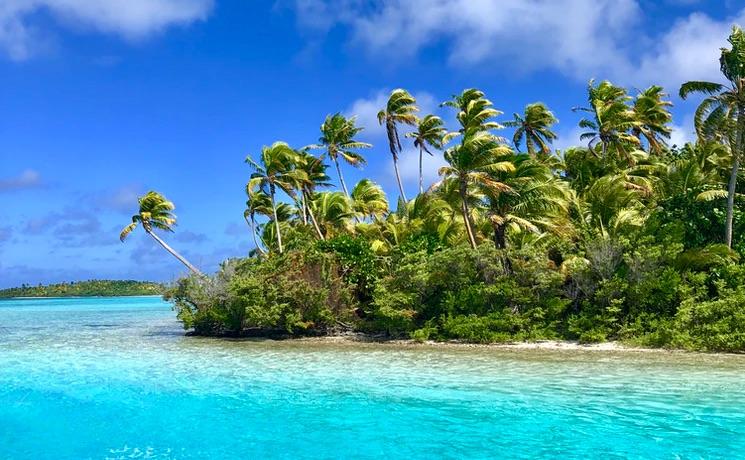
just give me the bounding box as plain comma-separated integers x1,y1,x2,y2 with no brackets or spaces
0,280,163,298
145,27,745,352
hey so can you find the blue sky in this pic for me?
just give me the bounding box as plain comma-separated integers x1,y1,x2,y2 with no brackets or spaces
1,0,743,288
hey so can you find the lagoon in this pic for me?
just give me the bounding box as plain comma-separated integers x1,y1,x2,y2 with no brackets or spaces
1,296,744,459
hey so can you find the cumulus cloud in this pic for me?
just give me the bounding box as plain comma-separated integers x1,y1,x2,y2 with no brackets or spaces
289,1,745,89
0,169,42,192
0,0,214,60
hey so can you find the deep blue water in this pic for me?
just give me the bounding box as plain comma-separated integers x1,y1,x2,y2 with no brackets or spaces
1,297,745,459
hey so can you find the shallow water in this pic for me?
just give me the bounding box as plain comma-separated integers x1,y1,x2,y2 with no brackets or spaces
1,297,744,459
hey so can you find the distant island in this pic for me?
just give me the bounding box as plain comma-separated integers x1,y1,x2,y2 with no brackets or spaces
0,280,164,298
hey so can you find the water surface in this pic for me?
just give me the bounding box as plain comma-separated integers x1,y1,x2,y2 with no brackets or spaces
1,296,744,459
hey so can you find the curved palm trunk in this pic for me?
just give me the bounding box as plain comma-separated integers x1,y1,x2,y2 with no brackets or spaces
270,186,284,254
299,194,308,225
726,106,745,248
393,154,407,202
146,230,203,276
245,213,267,256
418,145,424,195
526,133,536,157
304,191,325,241
459,180,478,249
333,156,350,197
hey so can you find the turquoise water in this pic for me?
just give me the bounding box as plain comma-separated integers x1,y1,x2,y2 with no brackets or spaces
1,297,745,459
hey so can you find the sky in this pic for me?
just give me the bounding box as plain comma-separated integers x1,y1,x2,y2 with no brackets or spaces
1,0,744,288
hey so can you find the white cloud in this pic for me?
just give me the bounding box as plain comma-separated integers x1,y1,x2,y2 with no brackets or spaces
290,1,745,90
394,146,447,190
0,0,213,60
669,113,696,148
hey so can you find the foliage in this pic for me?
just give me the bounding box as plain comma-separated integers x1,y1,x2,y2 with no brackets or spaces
0,280,163,298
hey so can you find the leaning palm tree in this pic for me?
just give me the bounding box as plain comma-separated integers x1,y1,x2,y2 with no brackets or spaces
244,188,273,256
680,26,745,248
505,103,558,157
120,191,202,275
308,191,355,238
246,141,297,254
574,80,640,164
351,179,389,221
437,132,515,249
631,85,673,155
295,150,332,240
310,113,371,197
378,89,419,201
406,114,446,194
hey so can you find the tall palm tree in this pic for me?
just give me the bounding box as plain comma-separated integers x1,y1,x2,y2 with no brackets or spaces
119,191,202,275
505,103,558,157
311,113,371,198
406,114,446,194
437,132,515,248
680,26,745,248
295,150,332,240
378,89,419,201
351,179,389,221
632,86,673,155
244,188,272,256
574,80,640,164
246,141,297,254
442,88,504,140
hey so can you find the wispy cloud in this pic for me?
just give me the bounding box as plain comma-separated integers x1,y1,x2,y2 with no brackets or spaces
0,169,43,192
0,0,214,60
289,1,745,90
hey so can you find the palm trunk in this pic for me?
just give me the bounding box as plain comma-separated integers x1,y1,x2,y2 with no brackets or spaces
146,230,203,275
393,155,407,202
418,145,424,195
270,186,284,254
299,194,308,225
459,180,477,249
246,214,266,255
304,191,325,241
333,156,350,197
493,222,507,249
726,106,745,248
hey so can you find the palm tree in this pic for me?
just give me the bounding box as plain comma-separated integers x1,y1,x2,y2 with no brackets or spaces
244,188,272,255
308,191,355,238
482,155,571,249
437,132,515,248
680,26,745,248
632,86,673,154
406,114,446,194
119,191,202,275
351,179,389,221
442,88,504,140
505,103,558,157
311,113,371,197
378,89,419,201
246,141,297,254
295,150,331,240
574,80,640,164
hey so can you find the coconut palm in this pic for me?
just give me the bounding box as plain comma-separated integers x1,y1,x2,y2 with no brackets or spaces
119,191,202,275
680,26,745,248
482,155,571,249
310,113,371,197
406,114,447,194
437,132,515,249
308,191,355,238
631,86,673,154
244,189,272,256
574,80,640,164
351,179,389,221
246,141,297,254
295,150,332,240
378,89,419,201
442,88,504,140
505,103,558,157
